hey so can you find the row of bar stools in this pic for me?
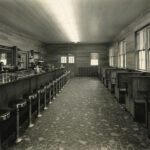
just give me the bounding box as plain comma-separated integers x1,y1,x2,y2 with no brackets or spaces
8,98,27,143
0,73,69,148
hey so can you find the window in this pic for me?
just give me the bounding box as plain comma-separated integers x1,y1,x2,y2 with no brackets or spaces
68,56,75,63
0,53,7,65
135,26,150,71
61,56,67,63
118,40,126,68
109,48,114,67
61,55,75,64
90,53,99,66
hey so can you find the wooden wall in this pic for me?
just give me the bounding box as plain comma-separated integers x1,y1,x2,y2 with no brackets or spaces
44,44,109,76
0,22,46,56
109,8,150,70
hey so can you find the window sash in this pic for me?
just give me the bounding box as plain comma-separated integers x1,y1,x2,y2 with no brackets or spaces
61,56,67,63
136,25,150,71
118,41,126,68
109,56,114,67
90,53,99,66
91,59,98,66
139,50,146,70
68,56,74,63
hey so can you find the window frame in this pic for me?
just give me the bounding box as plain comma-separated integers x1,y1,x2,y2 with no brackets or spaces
118,40,126,68
135,24,150,71
61,56,67,64
90,53,99,66
68,55,75,64
109,48,114,67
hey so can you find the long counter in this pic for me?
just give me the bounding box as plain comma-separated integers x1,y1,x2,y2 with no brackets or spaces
0,68,65,108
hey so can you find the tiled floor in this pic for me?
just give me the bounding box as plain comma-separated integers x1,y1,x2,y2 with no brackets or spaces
7,77,150,150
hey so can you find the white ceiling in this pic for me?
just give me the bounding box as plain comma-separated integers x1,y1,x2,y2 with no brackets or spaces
0,0,149,44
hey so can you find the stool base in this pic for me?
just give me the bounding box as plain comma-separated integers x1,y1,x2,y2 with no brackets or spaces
44,107,48,110
29,123,34,128
38,114,42,118
16,138,22,143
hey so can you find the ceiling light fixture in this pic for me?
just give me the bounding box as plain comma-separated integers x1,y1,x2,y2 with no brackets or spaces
41,0,79,43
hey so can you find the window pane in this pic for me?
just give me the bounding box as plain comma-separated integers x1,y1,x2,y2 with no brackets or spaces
91,59,98,66
140,30,144,50
118,55,120,67
124,42,126,68
143,28,147,49
91,53,99,66
148,27,150,49
139,51,146,70
109,48,114,67
120,55,124,68
137,32,140,50
61,56,67,63
148,50,150,70
124,54,126,68
68,56,74,63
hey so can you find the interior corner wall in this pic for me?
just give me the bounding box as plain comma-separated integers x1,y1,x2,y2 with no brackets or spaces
109,8,150,70
44,44,109,76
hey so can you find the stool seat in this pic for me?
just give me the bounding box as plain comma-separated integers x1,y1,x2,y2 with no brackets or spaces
8,99,27,109
38,88,45,94
33,93,38,99
23,93,37,102
29,93,37,99
0,110,10,121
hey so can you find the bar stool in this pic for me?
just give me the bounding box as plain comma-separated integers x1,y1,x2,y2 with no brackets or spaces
44,85,48,110
58,77,61,93
64,73,67,86
45,83,50,105
52,80,56,99
8,98,27,143
24,92,37,128
59,76,63,92
62,74,65,89
48,82,53,104
0,109,11,149
56,78,60,96
37,88,44,118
